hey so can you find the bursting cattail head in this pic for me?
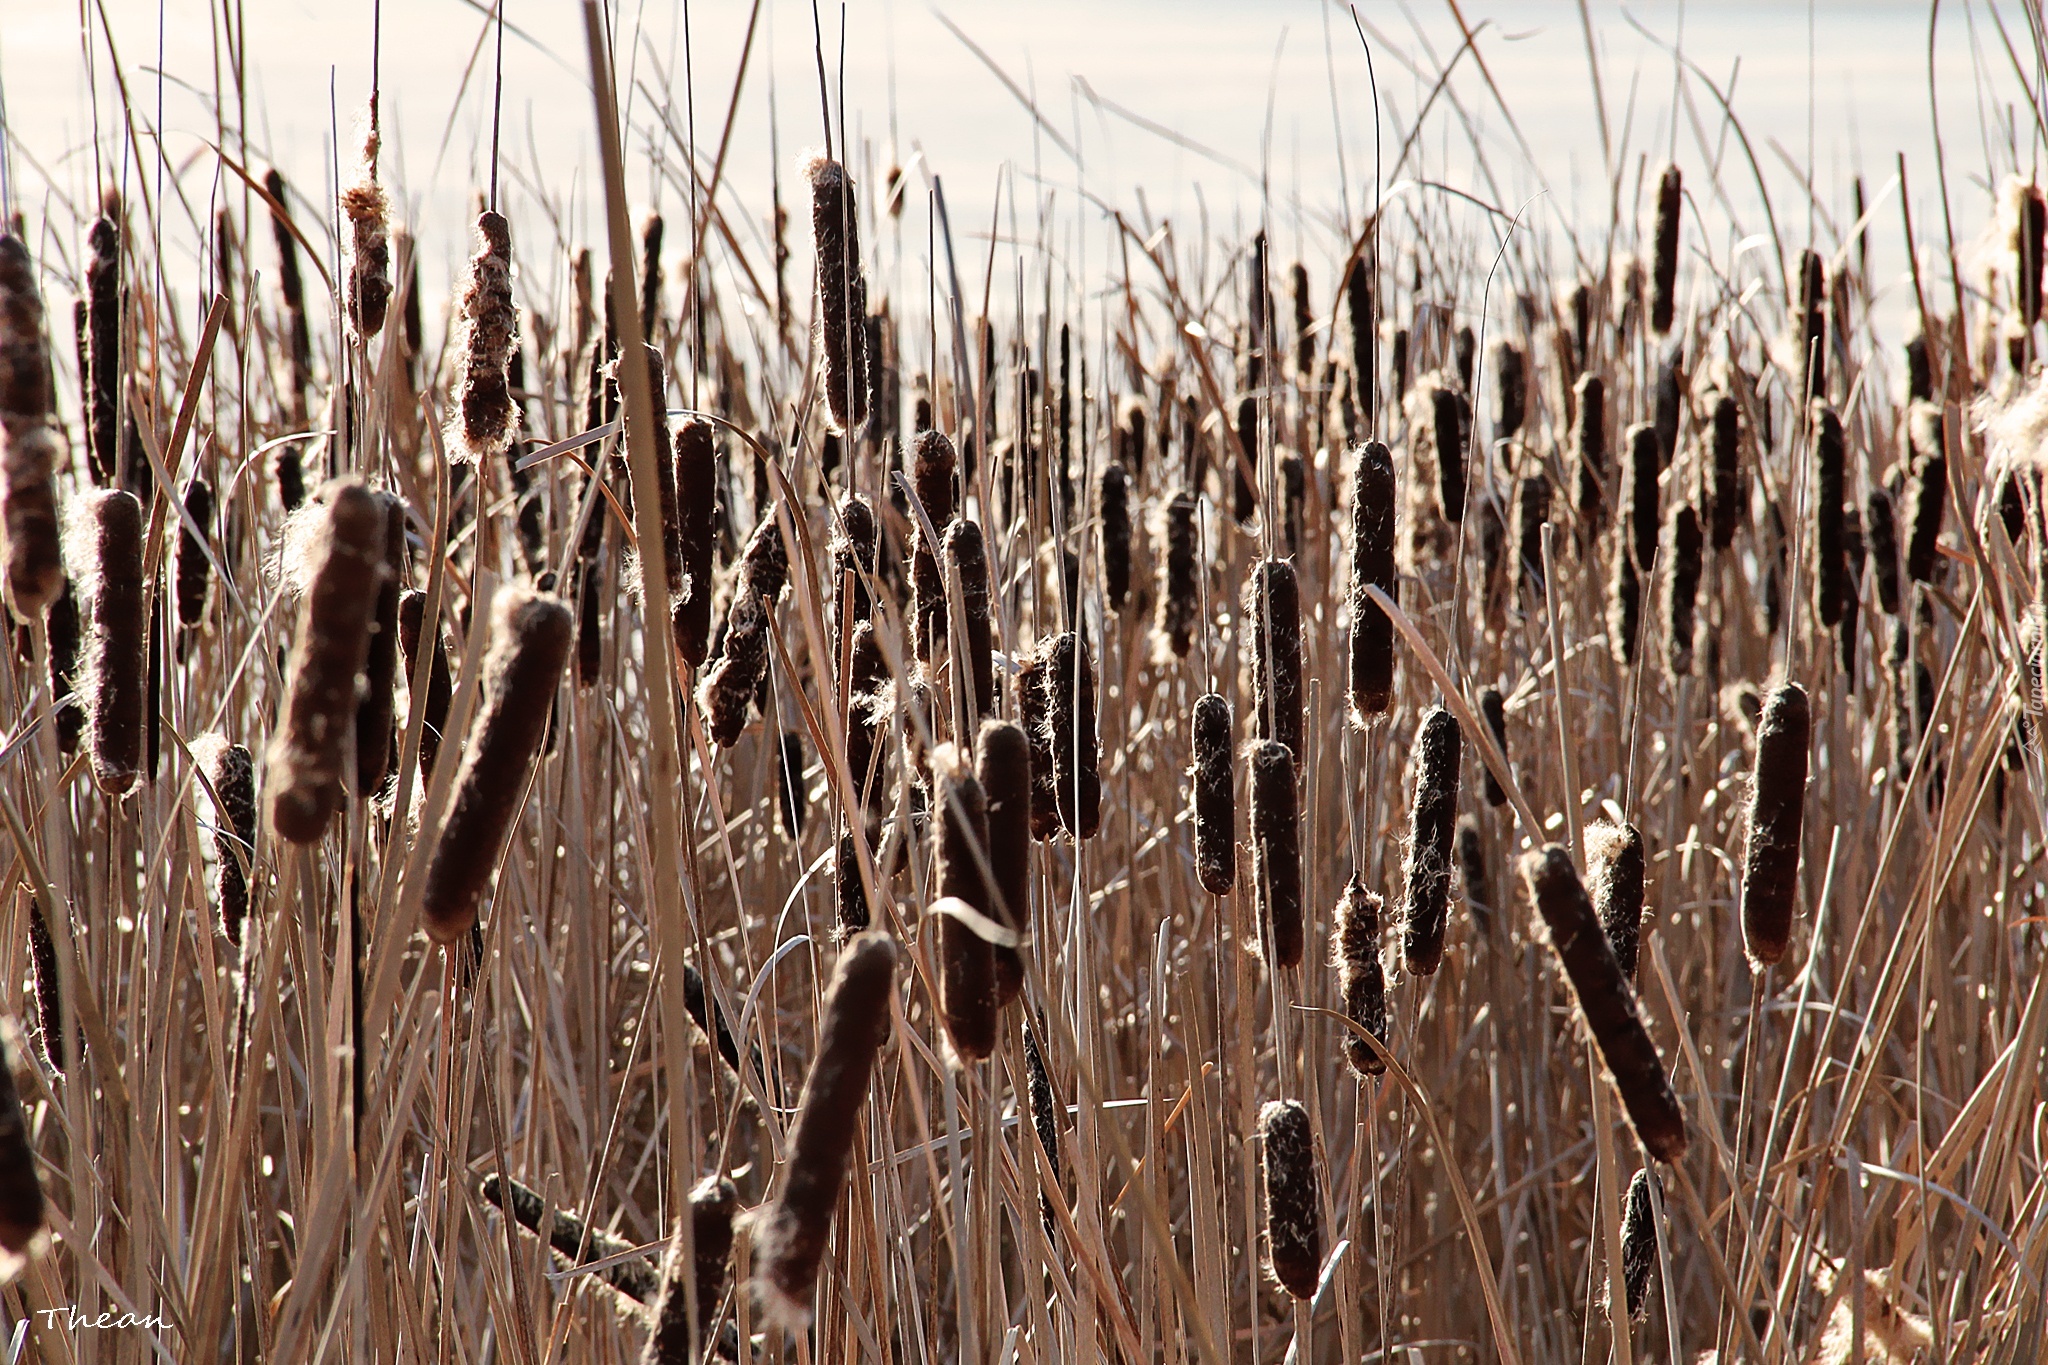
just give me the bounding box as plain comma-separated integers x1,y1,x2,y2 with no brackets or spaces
673,417,718,667
1665,501,1704,677
699,508,790,747
1190,693,1237,897
1616,1168,1660,1322
945,518,995,719
1401,706,1462,975
449,210,519,463
194,734,258,947
418,586,572,943
267,481,389,840
1154,491,1199,662
1740,682,1810,969
1520,844,1689,1161
341,125,391,340
977,719,1033,1007
1586,820,1647,983
1245,558,1303,760
1347,441,1398,724
1258,1100,1321,1300
643,1174,738,1365
750,930,897,1329
933,745,999,1064
0,1031,46,1271
1040,631,1100,839
1249,739,1303,968
807,155,871,434
1333,876,1387,1076
1650,164,1683,335
77,488,146,795
1099,462,1132,614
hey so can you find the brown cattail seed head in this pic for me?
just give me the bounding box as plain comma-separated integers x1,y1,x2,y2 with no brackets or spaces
84,203,124,485
808,156,870,434
642,1174,737,1365
1018,646,1060,840
1333,876,1387,1076
2,425,63,619
1814,405,1847,627
831,495,878,656
1099,462,1132,613
751,930,896,1327
1797,249,1827,402
1586,820,1647,983
418,586,571,943
1040,632,1100,839
1573,373,1608,531
1622,423,1660,573
1431,384,1469,524
1250,739,1304,969
1618,1168,1660,1321
355,494,405,796
1478,686,1509,807
1665,502,1703,677
1258,1100,1321,1300
27,900,64,1073
267,481,388,840
0,1031,46,1267
1024,1016,1063,1230
933,747,999,1064
80,488,146,795
1345,256,1376,417
910,429,957,662
48,582,81,752
449,210,518,462
1456,814,1493,933
1905,447,1946,584
977,719,1032,1007
1155,491,1199,660
1493,340,1526,439
2007,175,2047,329
1401,707,1462,975
1740,682,1810,969
1191,693,1237,896
1708,393,1742,550
1650,164,1682,335
1520,844,1688,1161
0,234,52,430
1866,487,1902,615
175,477,214,629
699,509,790,747
671,418,717,667
397,589,453,777
945,519,994,720
341,133,391,340
1246,558,1303,759
1348,441,1398,723
479,1173,656,1303
195,734,258,946
1514,470,1551,604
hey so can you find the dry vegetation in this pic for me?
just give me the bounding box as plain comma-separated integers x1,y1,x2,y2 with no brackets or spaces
0,2,2046,1362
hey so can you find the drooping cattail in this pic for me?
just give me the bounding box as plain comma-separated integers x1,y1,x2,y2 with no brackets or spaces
1250,739,1303,969
418,586,571,943
267,482,388,839
355,494,405,796
1513,470,1551,605
80,488,146,795
174,477,214,629
977,719,1032,1007
397,589,454,777
751,930,896,1327
1617,1168,1660,1321
1246,558,1303,759
1345,255,1376,418
1432,383,1468,524
807,156,870,435
1401,707,1462,975
341,127,391,340
1099,462,1131,614
1813,405,1847,627
1348,441,1397,723
1739,682,1810,969
1333,876,1387,1076
933,745,998,1063
1866,487,1902,615
1796,249,1827,402
1905,448,1946,584
27,899,64,1073
945,519,994,720
1572,373,1607,532
642,1174,737,1365
449,210,519,463
1191,694,1237,897
479,1173,658,1304
0,1031,47,1266
1665,502,1703,677
1478,686,1509,806
1650,164,1683,335
0,235,64,617
1493,340,1525,439
699,509,790,748
1708,393,1741,549
1520,844,1688,1161
84,200,124,485
195,734,258,947
1041,631,1100,840
1258,1100,1321,1300
910,429,958,662
1155,491,1199,660
1586,819,1647,983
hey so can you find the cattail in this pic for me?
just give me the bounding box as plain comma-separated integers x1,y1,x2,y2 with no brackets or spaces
1665,502,1703,676
575,560,603,687
1493,340,1525,439
479,1173,658,1304
1016,649,1061,842
0,1032,46,1263
1291,260,1314,377
751,930,896,1327
910,429,958,662
1478,686,1509,806
1456,814,1492,933
945,519,994,720
1653,351,1682,467
1650,164,1683,335
1866,487,1902,615
1345,256,1376,417
1797,249,1827,402
84,200,124,485
774,730,807,840
977,720,1032,1007
1740,683,1810,969
174,477,214,629
449,210,519,463
829,496,876,666
418,587,571,943
680,958,747,1076
1279,451,1307,559
1391,326,1412,403
808,156,870,434
80,488,146,795
2008,177,2047,329
267,482,388,839
1813,405,1847,628
1250,740,1303,969
342,129,391,340
933,746,998,1063
1100,463,1132,614
1155,492,1199,660
1332,877,1386,1076
1708,394,1741,549
1191,693,1237,896
638,213,665,339
1348,441,1398,723
1401,707,1462,975
397,589,454,777
1622,423,1660,573
1246,559,1303,759
642,1174,737,1365
48,581,81,752
1024,1014,1064,1233
1116,397,1147,479
0,235,64,617
27,899,64,1073
1586,820,1647,983
355,494,405,796
1258,1100,1321,1300
834,830,870,940
1513,470,1551,605
1233,395,1258,525
1432,384,1468,524
195,735,258,947
0,235,52,431
1520,844,1688,1161
1041,631,1100,839
1453,325,1477,393
1572,373,1607,531
699,510,790,748
1905,448,1946,584
1841,507,1866,685
1566,279,1593,374
1617,1168,1660,1321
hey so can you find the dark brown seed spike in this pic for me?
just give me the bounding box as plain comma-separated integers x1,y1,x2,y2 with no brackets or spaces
1740,683,1810,969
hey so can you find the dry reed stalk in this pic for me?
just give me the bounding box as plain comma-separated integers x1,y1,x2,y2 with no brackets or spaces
1154,491,1199,661
341,127,391,340
84,197,123,485
1191,693,1237,896
1493,340,1525,439
418,586,571,943
397,588,453,777
175,477,213,629
1650,165,1683,335
1333,876,1387,1077
933,745,999,1063
80,488,146,795
945,519,994,720
1250,739,1303,969
356,494,405,795
449,210,519,463
1401,706,1462,975
750,930,897,1328
1258,1099,1321,1299
1740,682,1810,969
0,233,64,616
1708,393,1741,550
1586,819,1647,984
1665,501,1703,677
195,734,257,947
1024,1014,1064,1233
1100,462,1132,614
641,1174,738,1365
1040,631,1100,839
1572,373,1607,533
1478,686,1509,807
1519,844,1688,1161
1246,558,1303,759
0,1032,46,1266
910,429,958,662
977,719,1032,1007
27,899,64,1073
700,509,790,747
1814,404,1847,627
808,156,870,434
479,1173,658,1303
1348,440,1397,723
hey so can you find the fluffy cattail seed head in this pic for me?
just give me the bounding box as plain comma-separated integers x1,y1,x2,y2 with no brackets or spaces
1154,492,1200,661
195,734,258,946
699,509,790,747
1401,707,1462,975
449,210,518,462
80,488,146,795
1740,683,1810,969
830,495,878,659
1040,631,1100,839
1617,1168,1660,1321
1246,558,1303,759
1191,694,1237,896
1258,1100,1321,1300
1586,820,1647,983
341,130,391,340
808,156,871,434
1333,876,1387,1076
1250,739,1304,969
